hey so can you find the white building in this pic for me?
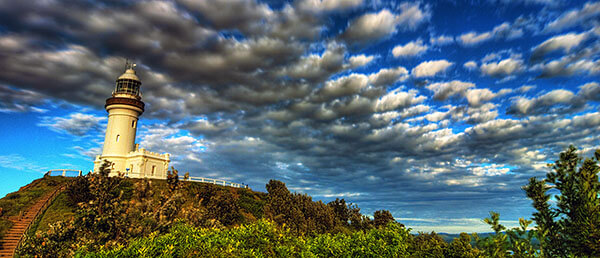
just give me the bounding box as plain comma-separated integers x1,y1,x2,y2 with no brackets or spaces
94,63,170,179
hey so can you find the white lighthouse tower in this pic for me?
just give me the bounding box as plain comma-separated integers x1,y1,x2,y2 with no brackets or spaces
94,62,170,178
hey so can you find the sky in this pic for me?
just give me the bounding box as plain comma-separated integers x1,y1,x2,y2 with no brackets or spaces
0,0,599,233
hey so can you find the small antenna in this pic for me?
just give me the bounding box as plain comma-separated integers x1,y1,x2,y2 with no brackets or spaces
124,59,136,70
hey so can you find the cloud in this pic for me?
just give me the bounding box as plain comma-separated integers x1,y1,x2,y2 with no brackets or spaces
480,57,525,78
348,54,375,68
318,73,370,100
534,56,600,78
531,32,590,61
368,66,410,86
412,60,454,77
545,2,600,32
507,82,600,116
490,0,559,5
426,80,475,101
458,31,492,46
458,21,525,46
463,61,478,71
182,119,235,137
38,113,106,137
392,40,428,58
297,0,363,12
429,35,454,46
277,42,347,82
0,85,48,113
342,4,429,45
177,0,273,34
465,89,498,107
375,89,426,112
138,124,205,165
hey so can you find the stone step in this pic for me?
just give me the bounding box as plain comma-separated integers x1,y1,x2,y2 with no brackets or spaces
0,238,20,242
2,232,22,236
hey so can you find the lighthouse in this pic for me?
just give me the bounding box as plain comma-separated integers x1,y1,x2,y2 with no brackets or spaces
94,62,170,178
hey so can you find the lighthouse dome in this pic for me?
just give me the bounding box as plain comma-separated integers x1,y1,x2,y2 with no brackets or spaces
114,64,141,97
117,68,140,81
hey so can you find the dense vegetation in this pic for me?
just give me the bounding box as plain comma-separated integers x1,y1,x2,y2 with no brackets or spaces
0,146,597,257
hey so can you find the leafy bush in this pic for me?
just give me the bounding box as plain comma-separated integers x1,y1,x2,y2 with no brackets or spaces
80,220,415,257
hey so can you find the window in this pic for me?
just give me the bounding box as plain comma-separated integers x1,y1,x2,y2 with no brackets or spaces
132,120,136,128
151,165,156,176
116,134,120,142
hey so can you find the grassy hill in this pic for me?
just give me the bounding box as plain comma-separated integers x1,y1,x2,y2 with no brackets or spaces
0,175,527,257
0,176,73,238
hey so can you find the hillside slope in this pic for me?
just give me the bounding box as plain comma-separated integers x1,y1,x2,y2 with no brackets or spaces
0,176,72,239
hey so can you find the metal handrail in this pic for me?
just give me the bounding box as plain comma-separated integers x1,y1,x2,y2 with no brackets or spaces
179,176,248,189
15,185,66,255
46,169,82,177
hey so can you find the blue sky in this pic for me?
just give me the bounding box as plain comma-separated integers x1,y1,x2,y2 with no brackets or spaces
0,0,599,233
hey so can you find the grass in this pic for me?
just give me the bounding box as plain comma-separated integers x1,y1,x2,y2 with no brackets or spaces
0,176,73,238
2,176,268,240
34,192,76,233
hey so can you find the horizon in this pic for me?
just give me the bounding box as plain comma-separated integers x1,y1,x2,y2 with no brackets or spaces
0,0,599,234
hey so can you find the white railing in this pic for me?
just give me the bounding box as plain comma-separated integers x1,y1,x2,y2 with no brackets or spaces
46,169,83,177
49,169,248,189
179,176,248,189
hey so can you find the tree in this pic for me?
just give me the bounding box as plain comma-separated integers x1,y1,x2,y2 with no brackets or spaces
523,146,600,257
373,210,394,228
476,212,508,257
166,166,179,192
445,233,481,258
327,198,350,225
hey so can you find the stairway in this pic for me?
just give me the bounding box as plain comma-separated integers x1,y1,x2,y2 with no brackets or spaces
0,187,62,257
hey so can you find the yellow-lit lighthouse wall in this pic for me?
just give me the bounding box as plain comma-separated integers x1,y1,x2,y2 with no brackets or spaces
101,104,141,156
93,67,170,179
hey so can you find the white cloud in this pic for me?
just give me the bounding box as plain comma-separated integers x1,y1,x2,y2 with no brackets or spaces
38,113,106,136
297,0,363,12
508,89,576,115
465,89,496,107
411,60,454,77
458,21,524,47
429,35,454,45
368,66,409,86
392,40,428,57
534,57,600,78
395,2,431,31
342,9,399,43
531,32,589,60
342,4,429,44
545,2,600,32
458,31,492,46
375,89,426,112
348,54,375,68
320,73,369,99
518,85,536,93
470,164,510,176
463,61,478,71
492,22,523,39
426,80,475,100
480,57,525,77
